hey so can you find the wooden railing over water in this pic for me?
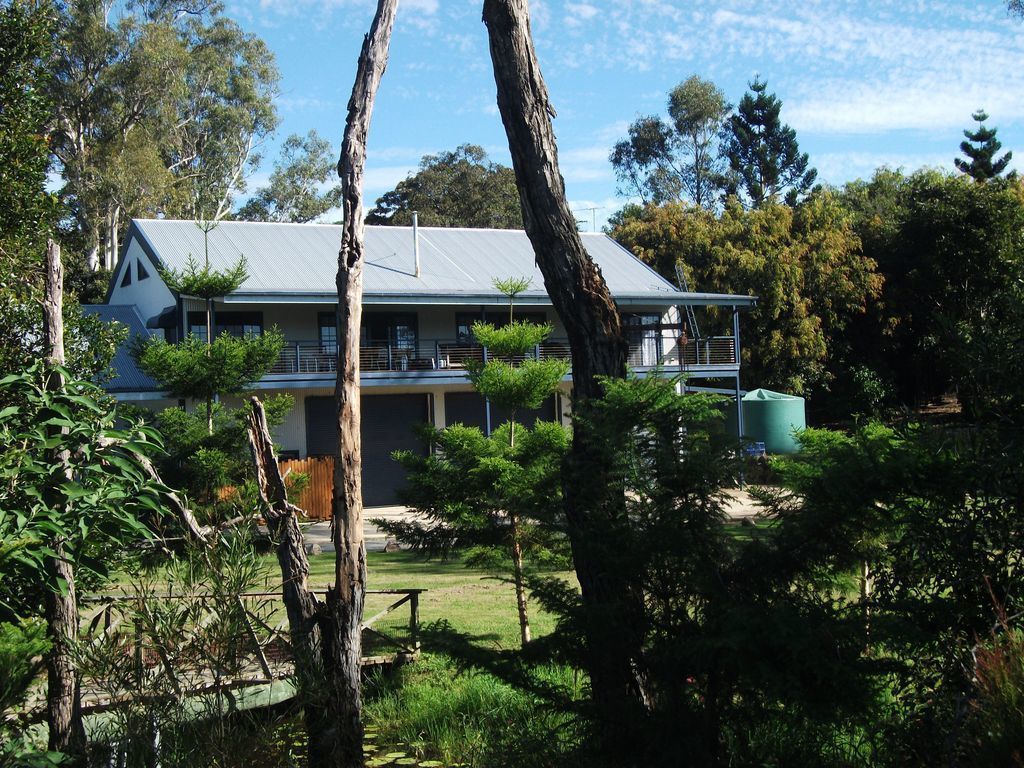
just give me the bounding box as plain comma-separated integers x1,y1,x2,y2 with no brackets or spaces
77,588,423,713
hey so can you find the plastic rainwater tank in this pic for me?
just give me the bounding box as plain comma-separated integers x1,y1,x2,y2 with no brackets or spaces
742,388,806,454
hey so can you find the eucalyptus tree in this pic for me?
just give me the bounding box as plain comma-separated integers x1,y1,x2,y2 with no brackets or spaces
48,0,279,271
238,130,343,222
484,3,656,763
610,75,730,208
330,1,398,766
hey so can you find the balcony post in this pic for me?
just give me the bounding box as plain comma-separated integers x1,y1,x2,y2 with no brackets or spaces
534,343,540,360
434,341,440,369
732,305,741,367
295,342,301,373
387,343,393,370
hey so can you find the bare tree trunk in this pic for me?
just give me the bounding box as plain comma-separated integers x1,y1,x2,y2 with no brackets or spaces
41,240,87,759
330,2,398,766
483,1,652,760
245,397,335,763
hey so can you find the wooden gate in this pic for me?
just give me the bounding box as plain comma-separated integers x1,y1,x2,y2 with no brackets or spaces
281,456,334,520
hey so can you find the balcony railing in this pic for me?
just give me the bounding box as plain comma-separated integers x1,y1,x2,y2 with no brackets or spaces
267,333,737,377
268,338,574,376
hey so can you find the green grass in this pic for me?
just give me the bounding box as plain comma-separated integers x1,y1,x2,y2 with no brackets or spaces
364,654,579,768
111,549,570,651
311,551,569,649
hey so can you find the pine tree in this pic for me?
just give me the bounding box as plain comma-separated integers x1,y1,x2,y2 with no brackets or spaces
381,278,570,647
955,110,1012,182
723,78,816,207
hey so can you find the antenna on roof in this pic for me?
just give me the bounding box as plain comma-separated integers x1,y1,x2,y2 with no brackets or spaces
412,210,421,278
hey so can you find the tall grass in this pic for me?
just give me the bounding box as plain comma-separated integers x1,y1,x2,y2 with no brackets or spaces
364,654,581,768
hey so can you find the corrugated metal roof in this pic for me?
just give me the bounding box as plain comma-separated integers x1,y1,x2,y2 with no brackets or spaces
81,304,160,392
127,219,755,306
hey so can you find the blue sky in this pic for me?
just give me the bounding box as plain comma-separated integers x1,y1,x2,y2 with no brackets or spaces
225,0,1024,229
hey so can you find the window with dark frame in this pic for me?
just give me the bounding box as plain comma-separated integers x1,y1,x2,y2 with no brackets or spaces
186,310,263,341
318,312,337,354
120,263,132,287
361,312,418,350
455,310,547,343
137,260,150,280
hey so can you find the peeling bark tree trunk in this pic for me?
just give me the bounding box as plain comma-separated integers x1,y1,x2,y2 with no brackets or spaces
330,2,398,766
245,397,333,763
482,1,652,760
41,240,87,759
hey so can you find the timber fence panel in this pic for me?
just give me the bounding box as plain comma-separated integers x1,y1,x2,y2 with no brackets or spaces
281,456,334,520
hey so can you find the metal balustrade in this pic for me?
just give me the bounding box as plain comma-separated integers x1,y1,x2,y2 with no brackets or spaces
266,333,737,377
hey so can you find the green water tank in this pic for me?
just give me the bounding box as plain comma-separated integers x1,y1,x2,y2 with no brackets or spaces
742,388,806,454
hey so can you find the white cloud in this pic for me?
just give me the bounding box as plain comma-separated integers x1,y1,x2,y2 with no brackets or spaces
533,0,1024,137
363,165,415,194
559,145,614,183
813,151,955,183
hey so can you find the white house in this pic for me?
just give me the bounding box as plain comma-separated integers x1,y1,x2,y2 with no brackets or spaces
87,219,754,505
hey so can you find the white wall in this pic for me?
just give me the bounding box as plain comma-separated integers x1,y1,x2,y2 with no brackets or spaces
107,238,175,321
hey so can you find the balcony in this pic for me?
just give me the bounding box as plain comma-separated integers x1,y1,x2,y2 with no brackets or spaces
268,338,573,377
264,333,737,383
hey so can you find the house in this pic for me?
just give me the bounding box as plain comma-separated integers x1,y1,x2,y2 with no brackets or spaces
87,218,755,506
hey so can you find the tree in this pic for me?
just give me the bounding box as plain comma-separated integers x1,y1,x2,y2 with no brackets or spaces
136,329,284,433
610,76,730,208
237,130,342,222
0,0,124,389
0,0,57,271
483,3,660,764
135,248,283,437
767,413,1024,763
610,195,879,396
722,78,816,207
365,144,522,228
955,109,1012,182
330,2,398,767
838,169,1024,410
383,278,570,647
48,0,279,271
0,238,168,762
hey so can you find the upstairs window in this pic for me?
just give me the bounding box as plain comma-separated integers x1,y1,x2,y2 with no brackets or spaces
120,263,132,287
137,259,150,280
318,311,338,354
455,310,547,343
361,312,418,350
187,310,263,342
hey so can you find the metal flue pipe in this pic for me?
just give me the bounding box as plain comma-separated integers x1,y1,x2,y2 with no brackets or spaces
412,210,421,278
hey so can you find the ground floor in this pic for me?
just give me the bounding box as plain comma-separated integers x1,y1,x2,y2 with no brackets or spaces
265,383,571,506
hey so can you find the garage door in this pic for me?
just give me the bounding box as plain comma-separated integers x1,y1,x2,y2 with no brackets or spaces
443,392,558,433
304,394,430,507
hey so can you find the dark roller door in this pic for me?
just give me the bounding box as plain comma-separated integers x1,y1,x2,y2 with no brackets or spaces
304,394,429,506
443,392,556,432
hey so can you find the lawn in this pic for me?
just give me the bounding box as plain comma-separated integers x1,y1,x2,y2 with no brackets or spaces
109,548,569,651
310,551,567,650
